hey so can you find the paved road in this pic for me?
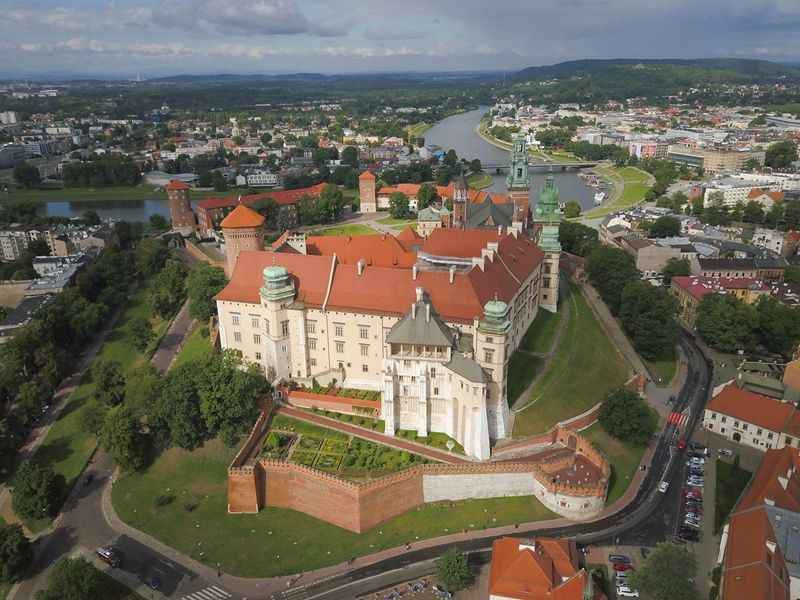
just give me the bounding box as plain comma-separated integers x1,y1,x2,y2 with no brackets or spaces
151,299,195,374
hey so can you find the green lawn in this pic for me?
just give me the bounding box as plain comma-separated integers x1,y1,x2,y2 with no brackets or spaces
6,184,224,204
512,283,629,436
645,351,678,386
581,423,646,505
519,305,564,355
715,461,752,534
310,224,378,236
584,166,652,218
376,216,416,226
404,122,431,138
23,286,170,532
391,222,419,231
112,439,557,578
172,325,213,368
466,172,493,190
507,354,543,406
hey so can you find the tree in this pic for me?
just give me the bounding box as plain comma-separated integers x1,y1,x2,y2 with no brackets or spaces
786,265,800,285
211,171,227,192
562,200,581,218
435,548,472,592
661,257,690,286
628,542,700,600
11,461,62,520
316,184,346,223
151,259,188,319
91,359,126,406
134,237,168,277
443,149,458,167
129,315,153,352
599,388,657,446
765,140,798,169
82,210,101,226
78,398,108,437
619,281,678,361
742,200,764,223
0,524,32,583
416,183,437,211
696,294,758,353
196,351,263,446
158,362,207,450
187,263,227,321
27,238,51,258
149,213,169,230
389,192,410,219
12,163,41,189
260,132,272,146
35,557,105,600
100,405,148,472
558,221,598,256
469,159,482,173
743,157,761,171
341,146,359,168
648,215,680,238
756,296,800,357
785,201,800,230
586,246,639,315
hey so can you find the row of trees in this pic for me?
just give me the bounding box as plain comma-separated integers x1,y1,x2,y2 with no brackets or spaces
697,294,800,357
61,155,142,188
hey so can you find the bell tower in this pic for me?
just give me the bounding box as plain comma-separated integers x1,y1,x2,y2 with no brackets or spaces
533,176,562,313
452,175,468,229
506,133,530,228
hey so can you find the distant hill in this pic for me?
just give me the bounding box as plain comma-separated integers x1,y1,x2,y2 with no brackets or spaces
513,58,800,82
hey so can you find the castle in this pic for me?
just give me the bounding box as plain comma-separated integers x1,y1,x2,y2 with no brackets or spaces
214,134,564,459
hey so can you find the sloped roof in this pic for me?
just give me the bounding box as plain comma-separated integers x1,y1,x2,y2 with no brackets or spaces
386,299,453,347
445,352,487,383
165,179,190,190
196,183,327,210
359,170,375,180
306,233,416,268
220,205,265,229
706,383,793,433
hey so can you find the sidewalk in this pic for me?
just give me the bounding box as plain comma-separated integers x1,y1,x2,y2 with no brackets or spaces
151,297,195,374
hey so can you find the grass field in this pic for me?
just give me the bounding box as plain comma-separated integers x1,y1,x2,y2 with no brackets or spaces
715,461,752,534
584,166,652,218
519,305,564,355
466,172,493,190
645,351,678,386
22,286,170,532
391,223,418,231
507,354,543,406
581,423,646,505
376,216,416,226
172,325,213,369
512,283,629,437
404,122,431,139
5,184,224,204
310,224,378,236
112,438,557,578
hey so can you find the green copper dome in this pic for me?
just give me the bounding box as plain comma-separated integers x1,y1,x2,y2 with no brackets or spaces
263,265,288,283
260,265,294,302
479,298,511,335
484,299,509,320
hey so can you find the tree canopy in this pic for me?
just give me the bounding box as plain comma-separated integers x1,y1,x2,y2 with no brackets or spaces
648,215,681,238
765,140,798,169
696,294,758,354
559,222,598,256
187,263,227,321
389,192,411,219
619,280,678,361
11,461,63,520
0,524,32,583
35,557,106,600
628,543,700,600
661,257,690,286
599,388,657,446
435,548,472,592
586,246,639,314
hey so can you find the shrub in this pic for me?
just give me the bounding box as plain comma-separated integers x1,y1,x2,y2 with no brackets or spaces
154,494,174,507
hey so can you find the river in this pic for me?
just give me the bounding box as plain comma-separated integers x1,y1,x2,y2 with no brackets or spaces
424,107,597,210
37,107,596,221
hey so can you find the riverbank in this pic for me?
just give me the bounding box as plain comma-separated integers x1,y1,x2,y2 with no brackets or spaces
404,122,431,139
467,171,493,189
475,119,579,164
5,184,224,204
582,166,654,219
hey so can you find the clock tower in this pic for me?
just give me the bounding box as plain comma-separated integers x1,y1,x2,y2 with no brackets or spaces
533,176,562,313
506,132,530,228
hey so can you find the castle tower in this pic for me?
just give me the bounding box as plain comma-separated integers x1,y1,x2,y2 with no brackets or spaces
165,179,196,236
452,175,469,229
220,204,265,278
359,170,377,213
477,298,512,441
258,265,296,381
533,176,562,313
506,133,530,228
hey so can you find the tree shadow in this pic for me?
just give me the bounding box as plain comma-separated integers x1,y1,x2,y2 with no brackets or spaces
25,524,79,579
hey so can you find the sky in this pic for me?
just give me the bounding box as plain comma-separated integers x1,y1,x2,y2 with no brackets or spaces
2,0,800,78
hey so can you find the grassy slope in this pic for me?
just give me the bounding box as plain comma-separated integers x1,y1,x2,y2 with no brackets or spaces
172,325,212,369
466,172,493,190
23,286,168,532
512,283,629,436
584,166,652,218
112,439,557,578
310,224,378,236
581,423,646,505
519,305,564,355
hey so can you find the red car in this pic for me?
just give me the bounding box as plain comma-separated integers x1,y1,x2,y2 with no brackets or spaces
613,563,634,572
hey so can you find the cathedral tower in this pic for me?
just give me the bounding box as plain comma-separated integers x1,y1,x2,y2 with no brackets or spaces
165,179,196,236
533,176,562,313
452,175,468,229
220,204,265,278
506,133,530,228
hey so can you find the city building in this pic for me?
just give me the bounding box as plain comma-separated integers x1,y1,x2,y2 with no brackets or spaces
0,110,18,125
215,226,550,459
671,276,771,326
0,143,28,169
489,537,605,600
694,257,787,283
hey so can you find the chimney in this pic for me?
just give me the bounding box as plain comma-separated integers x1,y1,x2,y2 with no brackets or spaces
357,259,365,275
412,303,416,319
416,286,424,302
449,265,456,284
472,256,485,271
498,225,502,236
425,303,431,322
412,264,418,280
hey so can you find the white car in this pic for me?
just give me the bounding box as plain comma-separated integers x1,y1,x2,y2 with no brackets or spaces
617,586,640,598
658,481,669,493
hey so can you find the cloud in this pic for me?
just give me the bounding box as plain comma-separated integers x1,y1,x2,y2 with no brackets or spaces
9,38,195,59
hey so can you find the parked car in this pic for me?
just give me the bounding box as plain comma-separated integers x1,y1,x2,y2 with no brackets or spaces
718,449,734,457
609,555,632,564
685,489,702,499
96,546,122,568
613,563,634,572
689,443,709,455
658,481,669,493
617,586,640,598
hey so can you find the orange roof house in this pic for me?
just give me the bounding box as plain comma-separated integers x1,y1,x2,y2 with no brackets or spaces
748,188,785,204
165,179,191,190
220,205,265,229
489,537,604,600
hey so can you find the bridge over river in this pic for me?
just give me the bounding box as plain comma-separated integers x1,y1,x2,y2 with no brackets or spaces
481,160,600,173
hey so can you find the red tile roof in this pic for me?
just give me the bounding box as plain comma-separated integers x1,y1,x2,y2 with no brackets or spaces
706,383,794,433
165,179,190,190
672,276,770,301
359,170,375,180
196,183,327,210
421,228,502,258
489,537,595,600
748,188,785,203
220,205,265,229
306,233,416,268
737,446,800,512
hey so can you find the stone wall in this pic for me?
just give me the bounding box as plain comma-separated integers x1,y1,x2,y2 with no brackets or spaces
185,240,225,269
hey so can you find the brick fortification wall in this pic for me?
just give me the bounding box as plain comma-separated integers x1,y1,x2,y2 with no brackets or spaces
227,410,271,513
185,240,225,270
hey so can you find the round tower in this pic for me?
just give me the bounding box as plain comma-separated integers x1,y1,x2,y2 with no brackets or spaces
220,204,265,278
165,179,196,236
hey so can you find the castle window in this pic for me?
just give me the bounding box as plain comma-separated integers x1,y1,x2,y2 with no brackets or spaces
310,358,317,366
306,321,316,334
253,334,261,345
359,326,369,340
335,323,344,337
281,320,289,336
309,338,317,350
430,367,436,378
255,352,262,361
404,360,411,367
433,387,439,396
336,341,345,353
362,364,369,373
484,349,494,363
233,331,241,343
485,337,493,344
231,314,240,326
265,320,270,334
360,344,369,357
251,317,259,328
